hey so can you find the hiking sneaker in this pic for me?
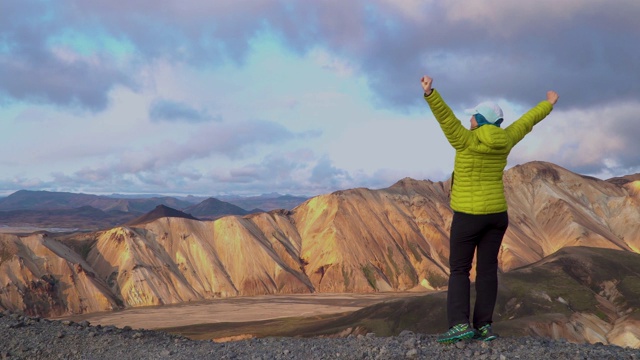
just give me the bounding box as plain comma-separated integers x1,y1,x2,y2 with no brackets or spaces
474,324,498,342
437,323,475,344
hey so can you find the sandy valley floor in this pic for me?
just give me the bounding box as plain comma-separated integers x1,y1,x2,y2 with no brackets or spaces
57,292,430,330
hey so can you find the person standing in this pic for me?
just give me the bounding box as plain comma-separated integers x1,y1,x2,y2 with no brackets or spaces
420,75,559,343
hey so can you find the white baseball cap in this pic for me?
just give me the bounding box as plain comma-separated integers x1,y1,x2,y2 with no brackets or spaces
464,101,504,124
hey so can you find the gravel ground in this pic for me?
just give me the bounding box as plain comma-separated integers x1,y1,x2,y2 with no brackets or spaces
2,311,640,359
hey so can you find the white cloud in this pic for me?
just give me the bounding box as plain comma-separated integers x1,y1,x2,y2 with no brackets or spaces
509,100,640,176
1,0,639,196
308,48,356,77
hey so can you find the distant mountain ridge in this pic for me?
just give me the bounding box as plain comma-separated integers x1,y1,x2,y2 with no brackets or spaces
217,194,310,212
0,206,133,230
0,190,193,213
0,191,308,229
126,205,200,226
607,173,640,186
183,198,255,220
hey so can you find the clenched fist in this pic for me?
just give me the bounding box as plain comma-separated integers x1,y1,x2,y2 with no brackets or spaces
546,91,559,105
421,76,433,95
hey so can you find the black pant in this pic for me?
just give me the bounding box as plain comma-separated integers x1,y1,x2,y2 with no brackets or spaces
447,211,508,329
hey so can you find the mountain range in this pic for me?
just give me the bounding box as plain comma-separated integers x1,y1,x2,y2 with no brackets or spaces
0,161,639,346
0,191,308,230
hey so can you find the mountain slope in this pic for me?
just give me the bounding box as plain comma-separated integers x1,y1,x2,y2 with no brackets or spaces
185,247,638,347
0,233,120,317
292,180,452,292
501,161,640,270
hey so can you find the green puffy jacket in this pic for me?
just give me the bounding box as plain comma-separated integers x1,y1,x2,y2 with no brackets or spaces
425,89,554,215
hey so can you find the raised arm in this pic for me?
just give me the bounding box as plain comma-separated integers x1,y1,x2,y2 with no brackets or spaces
421,75,471,151
505,91,558,146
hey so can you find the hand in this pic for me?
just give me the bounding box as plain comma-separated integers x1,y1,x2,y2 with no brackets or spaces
421,76,433,95
546,90,559,105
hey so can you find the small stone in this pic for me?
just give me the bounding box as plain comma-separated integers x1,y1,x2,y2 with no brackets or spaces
122,326,132,331
61,320,73,326
366,333,376,338
399,330,414,337
465,349,473,357
455,341,466,349
132,332,143,339
404,338,417,347
79,320,90,327
9,321,26,329
57,332,65,339
405,349,418,358
500,355,507,360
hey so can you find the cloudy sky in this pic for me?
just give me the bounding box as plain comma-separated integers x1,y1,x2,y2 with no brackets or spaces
1,1,639,197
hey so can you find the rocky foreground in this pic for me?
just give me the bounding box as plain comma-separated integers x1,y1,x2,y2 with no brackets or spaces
2,311,640,360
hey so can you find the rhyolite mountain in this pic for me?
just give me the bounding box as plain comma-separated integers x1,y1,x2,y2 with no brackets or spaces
1,161,639,346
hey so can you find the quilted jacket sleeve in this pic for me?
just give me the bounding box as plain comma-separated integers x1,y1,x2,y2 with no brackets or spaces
424,89,471,151
505,101,554,146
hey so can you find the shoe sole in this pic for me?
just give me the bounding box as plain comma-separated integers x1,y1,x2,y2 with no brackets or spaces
480,335,497,342
437,330,475,344
474,334,498,342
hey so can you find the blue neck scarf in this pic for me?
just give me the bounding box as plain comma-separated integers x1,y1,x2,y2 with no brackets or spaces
475,113,503,128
